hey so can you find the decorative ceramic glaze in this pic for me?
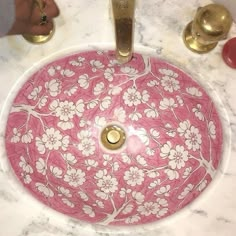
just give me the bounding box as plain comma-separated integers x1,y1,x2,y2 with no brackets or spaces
5,50,223,226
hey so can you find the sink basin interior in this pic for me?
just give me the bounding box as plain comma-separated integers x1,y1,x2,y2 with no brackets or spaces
4,50,223,226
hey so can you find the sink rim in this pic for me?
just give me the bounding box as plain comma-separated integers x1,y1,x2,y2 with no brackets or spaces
0,44,231,233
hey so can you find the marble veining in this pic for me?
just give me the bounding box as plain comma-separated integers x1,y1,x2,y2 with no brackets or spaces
0,0,236,235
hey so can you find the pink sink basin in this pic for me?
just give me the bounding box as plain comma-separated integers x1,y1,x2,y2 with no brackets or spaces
5,50,223,226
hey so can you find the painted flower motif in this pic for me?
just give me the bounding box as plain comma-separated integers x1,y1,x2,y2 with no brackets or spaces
54,100,76,122
155,185,171,197
132,191,145,204
97,175,118,194
120,66,138,75
177,120,191,136
208,121,216,139
125,215,141,224
137,202,159,216
27,86,42,100
36,158,46,175
94,82,105,96
185,126,202,151
69,56,85,66
58,187,72,198
78,74,90,89
45,79,61,97
21,173,32,184
164,169,180,180
192,104,204,121
168,145,189,169
159,98,178,110
129,111,142,121
186,87,202,97
35,183,54,197
123,88,142,107
62,198,75,208
36,128,69,154
114,107,126,123
90,60,104,72
83,205,95,217
104,68,115,81
159,69,180,92
21,130,33,144
124,167,145,186
160,141,172,159
144,103,159,118
19,156,33,174
77,130,96,157
64,168,86,187
11,128,21,143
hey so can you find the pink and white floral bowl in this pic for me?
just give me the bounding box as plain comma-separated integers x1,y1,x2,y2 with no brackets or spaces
5,50,223,226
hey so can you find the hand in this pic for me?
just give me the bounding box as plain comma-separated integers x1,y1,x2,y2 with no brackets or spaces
8,0,59,35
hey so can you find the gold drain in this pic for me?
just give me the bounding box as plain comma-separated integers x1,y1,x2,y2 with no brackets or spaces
101,125,126,150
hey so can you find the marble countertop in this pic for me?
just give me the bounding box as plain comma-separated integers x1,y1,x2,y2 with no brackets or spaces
0,0,236,235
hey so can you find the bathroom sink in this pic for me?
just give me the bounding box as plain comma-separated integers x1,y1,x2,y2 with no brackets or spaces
4,49,223,226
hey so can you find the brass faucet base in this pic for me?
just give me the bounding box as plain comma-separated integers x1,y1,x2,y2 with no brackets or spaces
183,22,217,54
22,28,54,44
101,125,126,150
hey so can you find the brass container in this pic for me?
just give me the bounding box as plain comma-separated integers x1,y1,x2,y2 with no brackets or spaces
183,4,233,53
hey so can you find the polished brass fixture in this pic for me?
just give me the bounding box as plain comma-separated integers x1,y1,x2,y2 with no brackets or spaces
183,4,233,53
101,125,126,150
23,0,54,44
111,0,135,63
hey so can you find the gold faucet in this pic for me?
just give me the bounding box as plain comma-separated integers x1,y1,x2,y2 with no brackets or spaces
183,4,233,53
23,0,55,44
111,0,135,64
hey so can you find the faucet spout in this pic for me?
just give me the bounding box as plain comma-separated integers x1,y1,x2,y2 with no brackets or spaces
111,0,135,64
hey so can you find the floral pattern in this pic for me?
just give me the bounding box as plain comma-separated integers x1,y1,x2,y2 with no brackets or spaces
5,50,223,226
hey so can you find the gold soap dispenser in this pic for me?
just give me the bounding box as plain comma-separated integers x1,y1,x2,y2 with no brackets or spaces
183,4,233,53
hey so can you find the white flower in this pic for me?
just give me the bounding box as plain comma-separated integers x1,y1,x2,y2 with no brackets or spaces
95,190,109,200
124,167,144,186
136,128,149,146
159,98,178,110
60,69,75,77
120,66,138,75
64,168,86,187
19,156,33,174
192,104,204,121
90,60,104,72
177,120,191,136
160,141,172,159
36,158,46,175
178,184,194,200
132,191,145,204
21,173,32,184
147,80,159,87
54,101,76,122
155,185,171,197
123,88,142,107
64,86,78,97
78,191,89,201
35,183,54,197
142,90,150,103
58,187,72,198
63,153,77,165
198,180,208,191
125,215,141,224
78,137,96,157
137,202,159,216
157,208,168,217
129,111,142,121
21,130,33,144
45,79,61,97
114,107,126,123
208,121,216,139
78,74,90,89
108,85,122,95
100,96,112,111
62,198,75,208
85,159,98,170
159,69,179,92
183,167,192,179
168,145,189,169
104,68,115,81
144,103,159,118
164,169,180,180
58,121,74,130
185,126,202,151
94,82,105,96
186,87,202,97
156,198,168,207
69,57,85,66
36,128,69,154
11,128,21,143
83,205,95,217
50,166,63,178
28,86,42,100
146,147,155,156
76,99,85,117
97,175,118,194
122,204,134,214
